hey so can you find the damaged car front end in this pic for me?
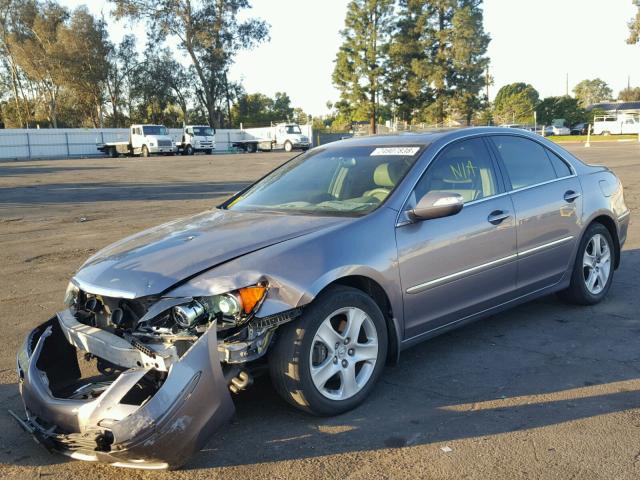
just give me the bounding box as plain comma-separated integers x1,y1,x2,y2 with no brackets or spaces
15,279,301,469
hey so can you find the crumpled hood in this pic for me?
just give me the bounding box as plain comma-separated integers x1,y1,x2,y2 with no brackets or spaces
73,209,348,298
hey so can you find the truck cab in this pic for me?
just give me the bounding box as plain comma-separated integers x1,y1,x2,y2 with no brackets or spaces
130,124,175,156
179,125,216,155
271,123,310,152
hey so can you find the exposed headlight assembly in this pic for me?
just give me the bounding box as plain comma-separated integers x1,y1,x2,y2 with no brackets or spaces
171,284,267,331
63,282,80,308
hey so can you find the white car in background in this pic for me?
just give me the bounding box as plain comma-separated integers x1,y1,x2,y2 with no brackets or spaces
544,125,571,136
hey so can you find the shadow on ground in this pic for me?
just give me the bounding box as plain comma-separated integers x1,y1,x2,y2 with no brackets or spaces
0,181,252,205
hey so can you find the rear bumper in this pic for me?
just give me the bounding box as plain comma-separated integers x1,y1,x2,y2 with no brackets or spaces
15,313,235,469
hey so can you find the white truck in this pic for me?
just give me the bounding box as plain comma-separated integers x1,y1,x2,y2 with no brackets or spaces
174,125,216,155
98,124,176,157
593,114,640,135
232,123,311,153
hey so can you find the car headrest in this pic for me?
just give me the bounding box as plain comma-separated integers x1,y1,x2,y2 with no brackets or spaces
373,163,401,188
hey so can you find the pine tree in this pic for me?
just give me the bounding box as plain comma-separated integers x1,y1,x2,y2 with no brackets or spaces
332,0,395,134
387,0,489,125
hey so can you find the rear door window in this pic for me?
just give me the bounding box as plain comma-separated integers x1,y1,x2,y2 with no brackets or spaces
545,149,573,178
490,136,557,190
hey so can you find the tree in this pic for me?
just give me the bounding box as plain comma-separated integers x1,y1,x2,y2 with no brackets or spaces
493,82,539,124
535,96,586,126
448,0,491,125
232,92,273,126
111,0,269,128
573,78,612,108
272,91,293,121
9,1,68,127
54,7,110,127
618,86,640,101
386,0,430,123
105,34,138,126
628,0,640,44
386,0,490,125
333,0,394,133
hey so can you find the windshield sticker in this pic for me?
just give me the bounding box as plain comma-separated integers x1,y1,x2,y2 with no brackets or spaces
370,147,420,156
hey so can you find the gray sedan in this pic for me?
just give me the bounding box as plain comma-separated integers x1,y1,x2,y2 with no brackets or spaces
14,128,630,469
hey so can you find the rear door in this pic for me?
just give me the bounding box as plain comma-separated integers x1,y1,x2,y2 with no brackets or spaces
488,135,582,294
396,137,518,338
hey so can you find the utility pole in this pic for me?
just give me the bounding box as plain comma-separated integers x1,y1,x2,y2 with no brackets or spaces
566,73,569,96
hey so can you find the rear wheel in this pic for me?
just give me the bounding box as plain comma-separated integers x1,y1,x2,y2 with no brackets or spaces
559,223,614,305
269,285,387,416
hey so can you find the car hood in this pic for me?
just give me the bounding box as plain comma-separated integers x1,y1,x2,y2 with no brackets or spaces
73,209,349,298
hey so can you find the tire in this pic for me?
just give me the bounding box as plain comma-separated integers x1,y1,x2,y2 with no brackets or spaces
269,285,388,416
284,141,293,152
559,223,615,305
247,143,257,154
205,149,212,155
601,131,610,136
109,147,119,158
141,145,149,157
186,145,194,156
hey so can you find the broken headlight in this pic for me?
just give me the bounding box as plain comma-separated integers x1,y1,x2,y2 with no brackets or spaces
63,282,80,308
171,284,267,331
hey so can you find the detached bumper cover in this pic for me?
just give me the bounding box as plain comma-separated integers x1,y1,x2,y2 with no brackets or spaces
15,313,235,469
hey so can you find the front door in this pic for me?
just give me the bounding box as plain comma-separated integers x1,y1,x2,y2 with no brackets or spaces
396,137,518,339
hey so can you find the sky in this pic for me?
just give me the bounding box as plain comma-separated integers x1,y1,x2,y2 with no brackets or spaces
58,0,640,116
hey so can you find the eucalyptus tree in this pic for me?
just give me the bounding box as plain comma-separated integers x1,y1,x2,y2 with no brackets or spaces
110,0,269,128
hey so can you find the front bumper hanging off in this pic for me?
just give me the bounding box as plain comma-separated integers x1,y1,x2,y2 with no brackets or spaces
14,312,235,469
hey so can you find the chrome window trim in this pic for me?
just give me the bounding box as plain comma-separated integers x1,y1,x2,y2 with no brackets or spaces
406,235,575,294
395,130,579,226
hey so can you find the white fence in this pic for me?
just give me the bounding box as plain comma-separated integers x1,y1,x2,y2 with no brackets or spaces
0,125,314,160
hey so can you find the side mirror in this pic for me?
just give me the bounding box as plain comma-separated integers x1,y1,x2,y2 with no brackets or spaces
408,191,464,221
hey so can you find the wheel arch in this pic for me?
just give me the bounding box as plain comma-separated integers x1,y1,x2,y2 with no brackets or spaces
588,214,621,269
319,275,401,365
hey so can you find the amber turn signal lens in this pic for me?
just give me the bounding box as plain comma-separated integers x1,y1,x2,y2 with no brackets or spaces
238,286,266,314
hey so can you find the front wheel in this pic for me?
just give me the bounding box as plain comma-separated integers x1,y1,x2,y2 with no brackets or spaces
284,141,293,152
141,145,149,157
185,144,194,155
559,223,615,305
269,285,387,416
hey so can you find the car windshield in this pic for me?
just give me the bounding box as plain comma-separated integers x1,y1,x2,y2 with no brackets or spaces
224,145,423,216
193,127,214,136
142,125,168,135
285,125,302,134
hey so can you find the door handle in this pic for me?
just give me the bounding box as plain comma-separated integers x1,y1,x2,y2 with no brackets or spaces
564,190,581,203
487,210,510,225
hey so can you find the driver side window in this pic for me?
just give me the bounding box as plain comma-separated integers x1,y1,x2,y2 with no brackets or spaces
414,138,499,203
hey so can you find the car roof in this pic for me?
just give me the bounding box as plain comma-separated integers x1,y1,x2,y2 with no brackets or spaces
322,126,545,149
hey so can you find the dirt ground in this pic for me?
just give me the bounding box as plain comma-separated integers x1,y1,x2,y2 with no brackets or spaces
0,141,639,479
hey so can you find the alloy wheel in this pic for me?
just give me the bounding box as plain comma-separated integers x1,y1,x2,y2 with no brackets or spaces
583,233,611,295
309,307,378,401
